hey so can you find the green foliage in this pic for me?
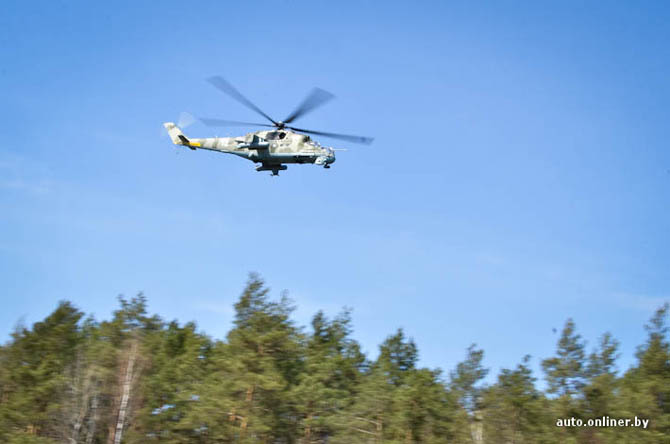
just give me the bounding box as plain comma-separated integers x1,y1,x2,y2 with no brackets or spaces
542,318,586,399
0,301,83,441
482,355,553,443
293,309,365,441
450,343,488,415
344,329,467,443
129,320,212,443
1,278,669,443
583,332,620,416
615,303,670,443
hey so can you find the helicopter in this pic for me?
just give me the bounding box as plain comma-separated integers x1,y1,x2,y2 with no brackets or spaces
164,76,373,176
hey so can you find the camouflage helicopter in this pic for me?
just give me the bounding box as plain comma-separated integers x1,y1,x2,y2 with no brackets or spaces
164,76,373,176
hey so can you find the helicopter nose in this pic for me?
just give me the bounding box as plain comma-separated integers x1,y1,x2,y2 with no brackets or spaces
327,154,336,164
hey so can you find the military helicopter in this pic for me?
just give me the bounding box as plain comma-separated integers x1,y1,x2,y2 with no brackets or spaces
164,76,373,176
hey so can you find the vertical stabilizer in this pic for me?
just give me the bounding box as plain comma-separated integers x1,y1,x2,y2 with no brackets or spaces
163,122,198,149
163,122,186,144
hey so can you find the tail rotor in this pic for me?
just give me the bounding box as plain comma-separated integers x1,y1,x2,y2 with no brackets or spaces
161,112,196,154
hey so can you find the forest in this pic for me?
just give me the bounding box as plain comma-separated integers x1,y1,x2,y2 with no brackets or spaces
1,274,668,443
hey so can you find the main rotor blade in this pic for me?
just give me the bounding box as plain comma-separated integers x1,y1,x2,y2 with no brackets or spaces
287,126,374,145
283,88,335,124
206,76,278,125
200,118,274,128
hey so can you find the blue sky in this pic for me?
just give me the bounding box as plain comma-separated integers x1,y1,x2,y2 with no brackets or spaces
1,1,669,382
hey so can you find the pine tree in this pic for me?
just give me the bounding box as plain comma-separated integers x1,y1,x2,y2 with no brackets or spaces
128,320,212,443
542,318,590,443
346,330,469,443
394,367,467,443
482,355,552,444
568,332,621,444
293,309,365,443
541,319,586,399
64,315,119,444
617,303,670,442
189,274,303,442
450,344,488,443
450,343,488,415
345,329,419,443
343,360,391,443
107,293,161,444
0,301,83,442
583,332,620,415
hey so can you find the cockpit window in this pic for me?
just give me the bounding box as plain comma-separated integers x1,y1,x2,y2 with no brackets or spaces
266,132,287,141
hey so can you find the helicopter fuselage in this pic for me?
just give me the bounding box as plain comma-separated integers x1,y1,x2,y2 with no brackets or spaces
164,124,335,175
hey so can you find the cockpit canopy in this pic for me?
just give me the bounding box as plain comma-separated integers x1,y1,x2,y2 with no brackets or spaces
265,131,287,141
264,131,313,144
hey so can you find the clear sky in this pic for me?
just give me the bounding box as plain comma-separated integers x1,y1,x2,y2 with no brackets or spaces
1,1,669,382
